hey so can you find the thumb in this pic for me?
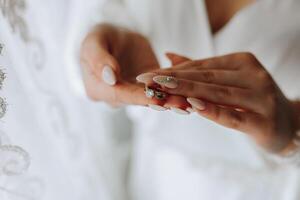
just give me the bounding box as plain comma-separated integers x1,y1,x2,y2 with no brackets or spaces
81,37,120,86
165,52,191,66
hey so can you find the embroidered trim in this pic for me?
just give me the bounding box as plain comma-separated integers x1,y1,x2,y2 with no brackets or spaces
0,0,30,41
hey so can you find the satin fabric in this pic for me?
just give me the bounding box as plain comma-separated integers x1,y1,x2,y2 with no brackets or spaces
66,0,300,199
1,0,300,199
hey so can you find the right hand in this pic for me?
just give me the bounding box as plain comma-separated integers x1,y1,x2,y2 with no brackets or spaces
80,24,190,109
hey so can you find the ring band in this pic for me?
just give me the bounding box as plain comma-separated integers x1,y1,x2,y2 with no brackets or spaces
144,87,167,100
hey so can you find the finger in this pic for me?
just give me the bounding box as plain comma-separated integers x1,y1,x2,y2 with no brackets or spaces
152,70,249,89
187,98,265,134
165,52,191,65
160,53,246,72
135,52,191,85
163,95,193,114
136,53,248,86
80,34,120,85
154,78,260,111
114,83,190,110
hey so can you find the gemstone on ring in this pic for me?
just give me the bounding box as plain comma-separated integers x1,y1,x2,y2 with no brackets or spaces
155,91,166,100
145,87,155,98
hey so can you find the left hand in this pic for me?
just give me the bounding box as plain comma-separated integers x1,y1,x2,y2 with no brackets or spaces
138,52,299,154
80,24,189,109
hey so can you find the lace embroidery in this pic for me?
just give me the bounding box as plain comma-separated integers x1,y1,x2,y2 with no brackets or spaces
0,97,7,119
0,68,6,89
0,145,30,176
0,46,30,176
0,0,30,41
0,32,33,199
0,43,4,55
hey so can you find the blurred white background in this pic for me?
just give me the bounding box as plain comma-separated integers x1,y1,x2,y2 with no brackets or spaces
0,0,133,199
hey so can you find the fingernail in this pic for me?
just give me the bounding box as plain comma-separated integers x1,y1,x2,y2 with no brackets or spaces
170,107,190,115
235,108,244,112
153,76,178,89
102,65,116,85
136,73,156,83
187,98,206,111
148,104,167,111
186,107,194,113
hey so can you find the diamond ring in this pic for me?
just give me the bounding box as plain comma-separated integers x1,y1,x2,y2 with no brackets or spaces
144,87,167,100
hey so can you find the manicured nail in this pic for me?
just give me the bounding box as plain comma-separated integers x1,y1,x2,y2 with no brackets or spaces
235,108,244,112
102,65,116,85
170,107,190,115
153,76,178,89
187,98,206,111
136,73,156,83
186,107,194,113
148,104,167,111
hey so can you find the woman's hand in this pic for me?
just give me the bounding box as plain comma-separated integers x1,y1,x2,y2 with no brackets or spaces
138,52,300,153
80,24,189,109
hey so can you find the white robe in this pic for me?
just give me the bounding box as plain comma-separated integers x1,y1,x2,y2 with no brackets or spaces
1,0,300,199
66,0,300,199
1,0,129,199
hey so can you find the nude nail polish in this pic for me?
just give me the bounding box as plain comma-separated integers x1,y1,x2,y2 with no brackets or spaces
187,98,206,111
170,107,190,115
148,104,167,111
102,65,116,85
136,73,156,83
186,107,195,113
153,76,178,89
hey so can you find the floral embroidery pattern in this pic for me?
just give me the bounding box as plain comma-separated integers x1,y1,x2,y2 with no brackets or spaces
0,45,30,177
0,3,34,196
0,0,29,41
0,145,30,176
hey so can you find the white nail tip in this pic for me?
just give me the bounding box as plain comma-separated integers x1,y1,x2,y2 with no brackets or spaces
148,104,167,111
170,107,190,115
136,73,156,83
187,98,206,111
102,65,116,85
186,107,194,113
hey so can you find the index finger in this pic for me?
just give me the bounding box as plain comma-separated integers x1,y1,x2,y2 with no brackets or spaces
114,82,190,109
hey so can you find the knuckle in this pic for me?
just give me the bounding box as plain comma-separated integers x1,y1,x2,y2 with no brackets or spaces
168,71,177,78
258,69,272,82
265,92,277,112
194,59,205,66
214,107,221,121
188,82,196,94
227,111,244,129
214,87,232,100
201,71,215,82
177,81,195,96
107,86,122,103
198,59,212,68
239,52,256,61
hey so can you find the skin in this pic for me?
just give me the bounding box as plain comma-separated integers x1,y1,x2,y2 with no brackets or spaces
80,24,189,108
206,0,255,34
80,0,300,154
142,53,300,154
